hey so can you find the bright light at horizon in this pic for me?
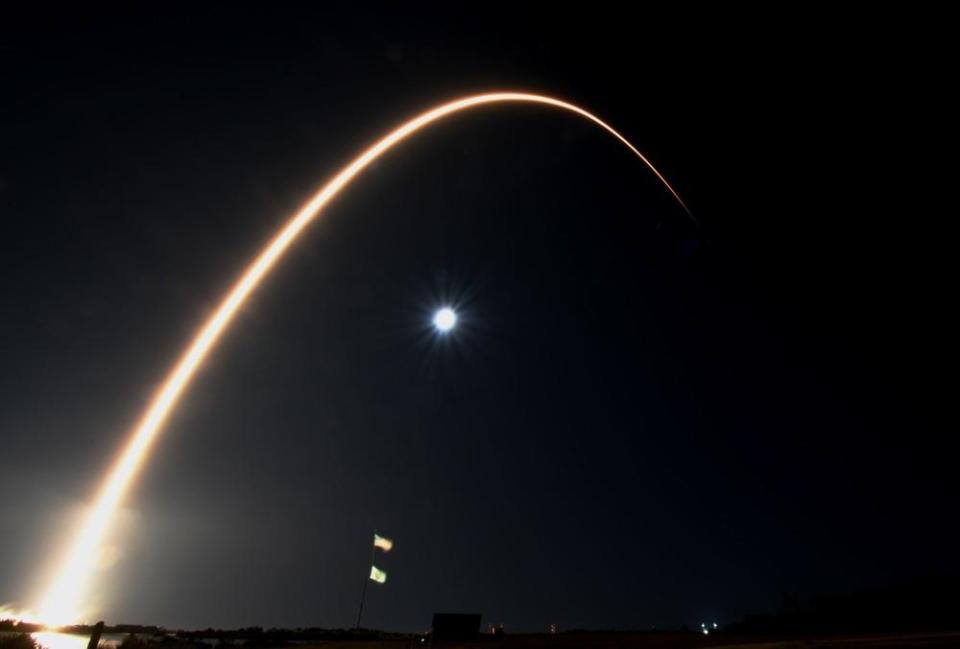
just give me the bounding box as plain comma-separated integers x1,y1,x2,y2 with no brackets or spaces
433,307,457,333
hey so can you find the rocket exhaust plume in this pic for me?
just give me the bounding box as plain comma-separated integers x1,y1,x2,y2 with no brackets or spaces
32,92,691,625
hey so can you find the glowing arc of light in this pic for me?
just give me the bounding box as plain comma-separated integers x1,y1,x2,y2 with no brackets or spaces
34,92,691,625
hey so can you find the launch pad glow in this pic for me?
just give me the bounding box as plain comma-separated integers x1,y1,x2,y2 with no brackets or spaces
31,92,690,625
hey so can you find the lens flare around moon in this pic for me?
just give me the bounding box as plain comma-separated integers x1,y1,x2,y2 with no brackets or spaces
31,91,691,625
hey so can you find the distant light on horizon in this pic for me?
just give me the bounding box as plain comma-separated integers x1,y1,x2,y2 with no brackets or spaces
433,307,457,333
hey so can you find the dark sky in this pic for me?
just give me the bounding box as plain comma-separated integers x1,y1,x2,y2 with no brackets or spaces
1,5,955,634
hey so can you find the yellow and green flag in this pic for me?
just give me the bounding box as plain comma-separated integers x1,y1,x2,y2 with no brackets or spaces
369,565,387,584
373,533,394,552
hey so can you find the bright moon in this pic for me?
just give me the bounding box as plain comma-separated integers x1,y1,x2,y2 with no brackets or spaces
433,307,457,332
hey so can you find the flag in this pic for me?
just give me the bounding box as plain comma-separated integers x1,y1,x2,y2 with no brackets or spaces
369,565,387,584
373,533,394,552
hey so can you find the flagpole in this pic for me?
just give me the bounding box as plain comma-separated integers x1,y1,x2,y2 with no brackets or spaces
355,532,376,629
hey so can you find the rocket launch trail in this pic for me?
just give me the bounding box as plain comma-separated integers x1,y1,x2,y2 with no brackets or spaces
33,92,691,625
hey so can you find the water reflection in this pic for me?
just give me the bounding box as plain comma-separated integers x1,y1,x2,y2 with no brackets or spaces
32,632,123,649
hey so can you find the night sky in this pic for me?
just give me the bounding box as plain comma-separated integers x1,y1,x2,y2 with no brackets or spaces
1,6,956,634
